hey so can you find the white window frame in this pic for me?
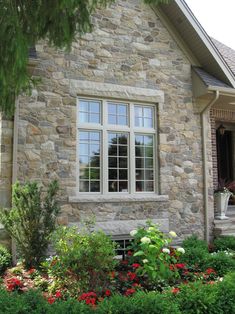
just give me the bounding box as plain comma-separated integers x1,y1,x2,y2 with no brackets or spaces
77,97,158,196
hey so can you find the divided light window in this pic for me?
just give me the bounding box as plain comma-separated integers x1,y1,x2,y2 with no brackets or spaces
77,98,157,194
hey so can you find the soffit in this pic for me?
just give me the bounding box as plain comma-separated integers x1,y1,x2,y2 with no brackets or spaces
159,0,235,87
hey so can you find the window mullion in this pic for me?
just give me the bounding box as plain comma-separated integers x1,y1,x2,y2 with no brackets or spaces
103,100,108,194
129,103,135,194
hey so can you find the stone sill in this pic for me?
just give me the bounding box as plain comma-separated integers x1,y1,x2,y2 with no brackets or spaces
69,194,169,203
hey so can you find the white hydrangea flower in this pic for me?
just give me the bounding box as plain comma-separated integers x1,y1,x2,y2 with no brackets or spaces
148,227,155,232
177,247,185,254
169,231,177,238
140,236,151,244
162,248,170,254
143,259,148,263
130,230,138,237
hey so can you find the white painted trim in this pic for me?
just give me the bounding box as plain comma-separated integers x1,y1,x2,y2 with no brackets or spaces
175,0,235,87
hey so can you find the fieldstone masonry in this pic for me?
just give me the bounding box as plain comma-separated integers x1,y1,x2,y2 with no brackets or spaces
12,0,206,240
0,114,13,248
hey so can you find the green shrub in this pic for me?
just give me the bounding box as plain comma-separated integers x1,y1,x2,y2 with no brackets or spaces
214,236,235,251
0,244,11,274
44,226,116,293
202,251,235,276
0,180,60,269
97,291,180,314
215,272,235,314
178,246,210,268
174,281,219,314
182,235,208,251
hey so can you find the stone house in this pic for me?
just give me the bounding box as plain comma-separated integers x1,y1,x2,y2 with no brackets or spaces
1,0,235,246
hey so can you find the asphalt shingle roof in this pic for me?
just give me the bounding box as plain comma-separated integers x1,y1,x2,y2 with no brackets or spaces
211,38,235,77
193,66,230,88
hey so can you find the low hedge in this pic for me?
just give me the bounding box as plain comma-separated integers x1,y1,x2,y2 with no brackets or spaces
0,273,234,314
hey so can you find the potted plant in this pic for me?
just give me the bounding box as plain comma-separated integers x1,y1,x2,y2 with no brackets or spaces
214,180,235,219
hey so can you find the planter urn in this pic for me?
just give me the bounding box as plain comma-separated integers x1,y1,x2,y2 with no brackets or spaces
214,191,232,220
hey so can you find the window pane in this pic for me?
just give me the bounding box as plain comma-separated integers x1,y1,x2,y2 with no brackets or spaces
79,99,100,124
109,181,118,192
118,105,127,115
108,103,128,126
145,181,154,192
80,101,88,112
135,105,154,128
119,145,127,156
79,168,89,179
90,168,100,180
90,113,100,124
90,102,100,113
79,130,100,192
109,157,117,168
108,115,117,125
108,104,116,114
119,181,128,192
144,107,152,118
118,116,127,125
119,169,128,180
79,156,89,168
135,134,155,192
90,181,100,192
79,181,89,192
119,157,128,168
79,112,88,123
108,132,129,193
90,156,100,167
109,169,117,180
136,181,144,192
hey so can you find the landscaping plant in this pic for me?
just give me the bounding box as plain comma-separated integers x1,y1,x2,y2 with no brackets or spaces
0,245,11,275
43,226,117,293
0,180,59,268
128,221,185,282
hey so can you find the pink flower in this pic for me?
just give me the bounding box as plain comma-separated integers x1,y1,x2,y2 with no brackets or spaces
132,263,141,269
104,289,111,297
55,291,62,298
125,288,136,296
175,263,186,269
47,297,56,304
171,287,180,294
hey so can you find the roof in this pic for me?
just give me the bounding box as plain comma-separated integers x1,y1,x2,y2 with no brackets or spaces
158,0,235,87
193,67,230,88
211,38,235,76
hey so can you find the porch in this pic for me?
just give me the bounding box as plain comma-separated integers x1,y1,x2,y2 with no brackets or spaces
214,206,235,236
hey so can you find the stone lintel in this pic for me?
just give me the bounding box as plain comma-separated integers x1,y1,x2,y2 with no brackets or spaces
69,218,169,236
69,80,164,104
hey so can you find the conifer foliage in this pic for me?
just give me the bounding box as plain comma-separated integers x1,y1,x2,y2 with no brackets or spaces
0,0,169,116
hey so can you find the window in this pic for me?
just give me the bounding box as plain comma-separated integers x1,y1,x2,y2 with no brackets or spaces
77,98,157,194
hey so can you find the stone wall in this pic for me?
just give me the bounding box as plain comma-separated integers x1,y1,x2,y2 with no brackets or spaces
16,0,204,240
0,114,13,248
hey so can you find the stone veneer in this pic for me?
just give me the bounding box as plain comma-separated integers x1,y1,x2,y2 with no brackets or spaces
14,0,206,240
0,114,13,248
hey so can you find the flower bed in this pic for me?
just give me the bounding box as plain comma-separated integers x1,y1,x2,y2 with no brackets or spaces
0,222,235,312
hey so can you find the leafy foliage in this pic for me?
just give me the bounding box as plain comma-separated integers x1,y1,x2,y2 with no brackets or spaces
0,180,59,268
0,245,11,275
213,235,235,251
0,0,170,116
43,226,116,293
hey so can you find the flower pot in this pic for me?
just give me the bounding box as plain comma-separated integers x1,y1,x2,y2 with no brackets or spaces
214,192,232,219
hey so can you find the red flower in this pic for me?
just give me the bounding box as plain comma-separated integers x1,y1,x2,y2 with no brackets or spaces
104,289,111,297
175,263,186,269
79,292,97,301
171,287,180,294
121,260,128,265
206,268,216,275
85,298,96,305
127,271,137,281
132,263,141,269
125,288,136,296
6,278,23,292
47,297,56,304
27,268,36,275
55,291,62,298
127,251,133,256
